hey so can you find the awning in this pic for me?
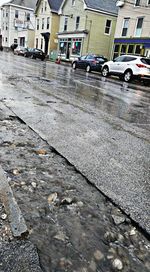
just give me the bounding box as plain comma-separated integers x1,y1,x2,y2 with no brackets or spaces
41,32,50,39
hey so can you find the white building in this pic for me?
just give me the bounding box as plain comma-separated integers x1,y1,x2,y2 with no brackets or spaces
0,0,36,49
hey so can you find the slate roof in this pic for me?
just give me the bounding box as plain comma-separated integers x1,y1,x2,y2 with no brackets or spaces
5,0,36,9
85,0,118,15
48,0,63,12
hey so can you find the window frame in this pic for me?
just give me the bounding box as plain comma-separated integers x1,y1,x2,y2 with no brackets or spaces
75,16,80,30
121,18,129,37
135,17,144,37
104,19,112,35
15,10,19,19
37,19,39,30
64,17,68,31
42,18,44,30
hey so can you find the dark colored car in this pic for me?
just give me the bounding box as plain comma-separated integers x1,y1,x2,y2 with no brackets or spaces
24,48,45,60
72,54,108,72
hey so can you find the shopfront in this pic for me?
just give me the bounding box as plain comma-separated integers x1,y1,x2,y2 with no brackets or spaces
113,38,150,59
58,31,88,61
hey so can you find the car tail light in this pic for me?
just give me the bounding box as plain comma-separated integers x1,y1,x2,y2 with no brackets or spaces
136,63,147,68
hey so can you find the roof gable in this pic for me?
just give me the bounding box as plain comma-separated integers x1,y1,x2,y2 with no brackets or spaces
7,0,37,9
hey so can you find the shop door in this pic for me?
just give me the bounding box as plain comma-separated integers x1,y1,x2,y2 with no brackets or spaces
66,42,71,59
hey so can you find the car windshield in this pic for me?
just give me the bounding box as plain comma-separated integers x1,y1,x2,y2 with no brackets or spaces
141,58,150,65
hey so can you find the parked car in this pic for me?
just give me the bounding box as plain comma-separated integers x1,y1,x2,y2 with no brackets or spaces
14,46,28,56
72,54,108,72
101,55,150,84
24,48,45,60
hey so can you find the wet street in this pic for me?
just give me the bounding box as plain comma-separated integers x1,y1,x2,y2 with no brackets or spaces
0,51,150,272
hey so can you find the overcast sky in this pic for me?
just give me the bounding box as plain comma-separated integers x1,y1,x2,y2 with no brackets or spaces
0,0,10,5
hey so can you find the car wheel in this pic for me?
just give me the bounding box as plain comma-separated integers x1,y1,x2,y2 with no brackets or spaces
31,54,35,59
102,66,109,77
72,62,77,69
86,65,91,73
123,70,132,82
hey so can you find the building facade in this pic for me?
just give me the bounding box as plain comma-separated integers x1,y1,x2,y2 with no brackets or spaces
0,0,36,49
34,0,63,56
114,0,150,58
58,0,118,61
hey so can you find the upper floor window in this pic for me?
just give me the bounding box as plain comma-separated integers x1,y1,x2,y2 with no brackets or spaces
45,1,47,11
6,10,8,17
105,19,112,34
135,0,140,6
75,16,80,30
37,19,39,30
147,0,150,4
122,18,129,36
26,13,30,21
41,3,43,13
42,18,44,29
64,17,68,31
72,0,75,6
135,17,143,37
47,17,50,29
15,10,18,18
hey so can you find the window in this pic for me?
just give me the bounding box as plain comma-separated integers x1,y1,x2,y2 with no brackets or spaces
47,17,50,29
121,44,127,54
135,17,143,37
15,10,18,18
36,38,38,49
6,10,8,17
75,16,80,30
6,24,8,30
6,37,8,42
41,38,43,50
122,18,129,36
26,13,30,21
42,18,44,29
14,38,17,44
105,19,112,34
64,17,68,31
113,44,120,59
124,56,136,62
41,3,43,13
72,38,82,55
135,0,140,6
72,0,75,6
37,19,39,30
45,1,47,11
135,45,141,54
148,0,150,5
128,44,134,54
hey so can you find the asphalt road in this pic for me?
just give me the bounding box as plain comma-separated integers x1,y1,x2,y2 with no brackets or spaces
0,52,150,233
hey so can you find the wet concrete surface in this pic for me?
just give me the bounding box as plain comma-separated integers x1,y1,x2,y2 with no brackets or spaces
0,102,150,272
0,52,149,234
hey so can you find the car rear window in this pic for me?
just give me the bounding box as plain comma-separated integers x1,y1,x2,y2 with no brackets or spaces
141,58,150,65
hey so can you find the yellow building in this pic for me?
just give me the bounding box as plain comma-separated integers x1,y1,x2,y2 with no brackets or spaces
35,0,63,55
58,0,118,60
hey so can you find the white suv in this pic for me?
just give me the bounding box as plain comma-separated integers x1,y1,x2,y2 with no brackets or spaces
101,55,150,84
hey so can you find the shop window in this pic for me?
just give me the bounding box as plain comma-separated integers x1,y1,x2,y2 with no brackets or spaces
64,17,68,31
121,44,127,54
59,41,67,54
122,18,129,36
47,17,50,29
128,44,134,54
113,44,120,59
75,16,80,30
135,45,141,54
72,39,82,55
15,10,18,18
105,19,112,35
135,17,143,37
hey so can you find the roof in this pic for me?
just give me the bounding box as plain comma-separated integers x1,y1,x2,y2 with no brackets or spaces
84,0,118,15
48,0,63,12
4,0,37,9
36,0,63,13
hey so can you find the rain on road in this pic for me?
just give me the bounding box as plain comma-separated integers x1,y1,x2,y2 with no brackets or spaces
0,51,149,234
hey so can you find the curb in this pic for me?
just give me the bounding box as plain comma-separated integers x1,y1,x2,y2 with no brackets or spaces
0,165,28,237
